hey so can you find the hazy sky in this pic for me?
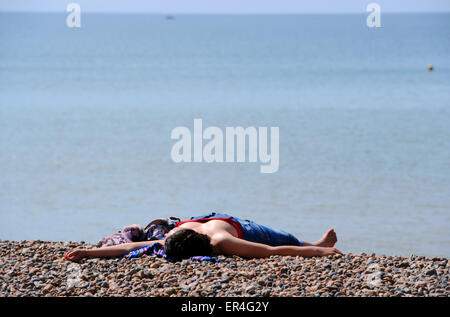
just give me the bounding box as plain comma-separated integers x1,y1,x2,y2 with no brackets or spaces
1,0,449,14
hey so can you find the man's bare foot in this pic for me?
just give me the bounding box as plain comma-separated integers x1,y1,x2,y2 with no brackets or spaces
312,228,338,247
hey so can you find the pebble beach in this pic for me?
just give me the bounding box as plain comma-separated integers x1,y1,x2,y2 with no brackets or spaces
0,240,448,297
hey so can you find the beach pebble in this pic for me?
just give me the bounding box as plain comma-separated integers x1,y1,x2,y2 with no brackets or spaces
0,239,448,297
425,269,437,276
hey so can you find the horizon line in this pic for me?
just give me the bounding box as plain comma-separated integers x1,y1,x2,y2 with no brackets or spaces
1,10,450,15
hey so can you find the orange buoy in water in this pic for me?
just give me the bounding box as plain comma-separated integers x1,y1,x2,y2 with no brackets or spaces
428,65,434,71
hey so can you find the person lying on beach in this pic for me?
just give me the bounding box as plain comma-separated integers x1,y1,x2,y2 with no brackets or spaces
64,212,343,262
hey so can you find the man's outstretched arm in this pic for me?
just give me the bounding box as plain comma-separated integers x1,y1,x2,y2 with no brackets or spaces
64,240,164,262
213,233,343,258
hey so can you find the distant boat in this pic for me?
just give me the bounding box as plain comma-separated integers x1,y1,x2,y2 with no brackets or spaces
165,15,175,20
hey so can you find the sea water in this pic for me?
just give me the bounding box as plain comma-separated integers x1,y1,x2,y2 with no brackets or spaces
1,13,449,257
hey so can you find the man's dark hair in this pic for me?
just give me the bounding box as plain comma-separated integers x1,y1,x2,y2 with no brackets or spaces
164,229,213,261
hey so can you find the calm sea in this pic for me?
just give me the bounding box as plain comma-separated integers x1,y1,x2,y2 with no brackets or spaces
1,13,449,257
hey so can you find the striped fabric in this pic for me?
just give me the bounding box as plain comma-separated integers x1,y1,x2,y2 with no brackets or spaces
123,243,220,262
190,255,220,262
123,245,151,259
